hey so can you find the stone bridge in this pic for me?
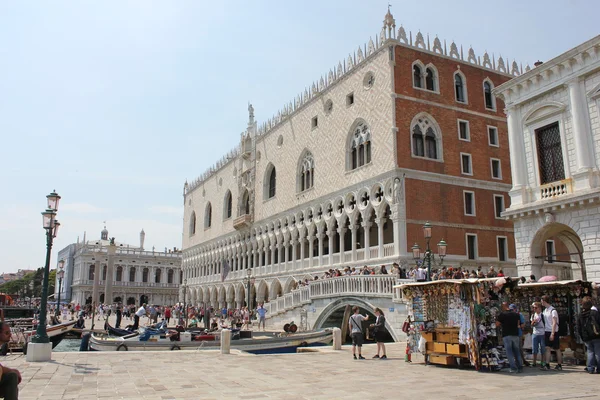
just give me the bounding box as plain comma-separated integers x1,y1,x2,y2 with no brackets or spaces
261,275,411,341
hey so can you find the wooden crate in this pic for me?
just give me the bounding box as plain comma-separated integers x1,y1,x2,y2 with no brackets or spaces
421,331,435,342
446,344,466,355
426,341,434,352
429,354,457,366
433,342,446,353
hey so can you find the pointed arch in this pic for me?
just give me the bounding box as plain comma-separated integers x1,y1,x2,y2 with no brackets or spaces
297,149,315,192
346,119,372,171
189,211,196,235
424,63,439,92
412,60,424,88
223,190,233,220
264,163,277,200
270,279,283,301
239,189,250,216
410,112,443,161
454,70,467,103
483,78,496,110
204,202,212,229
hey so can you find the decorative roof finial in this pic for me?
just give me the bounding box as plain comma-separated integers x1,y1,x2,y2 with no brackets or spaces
248,103,255,124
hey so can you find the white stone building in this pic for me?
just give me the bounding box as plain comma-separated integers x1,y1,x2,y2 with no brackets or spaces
58,227,182,306
495,35,600,280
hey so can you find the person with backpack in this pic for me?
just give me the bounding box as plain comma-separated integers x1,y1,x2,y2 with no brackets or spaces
349,306,369,360
577,296,600,374
530,302,546,368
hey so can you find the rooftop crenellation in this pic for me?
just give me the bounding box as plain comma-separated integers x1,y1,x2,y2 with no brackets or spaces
186,8,524,195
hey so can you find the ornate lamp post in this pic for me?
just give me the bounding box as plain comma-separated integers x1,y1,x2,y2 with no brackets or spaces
28,191,61,361
244,269,255,312
182,279,187,327
411,221,447,281
55,260,65,317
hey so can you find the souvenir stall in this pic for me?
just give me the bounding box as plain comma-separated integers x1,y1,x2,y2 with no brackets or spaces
398,278,598,370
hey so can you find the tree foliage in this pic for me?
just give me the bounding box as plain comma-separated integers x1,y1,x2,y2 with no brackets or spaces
0,268,56,298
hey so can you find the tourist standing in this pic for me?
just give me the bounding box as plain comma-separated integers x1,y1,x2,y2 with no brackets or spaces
349,306,368,360
577,296,600,373
242,307,250,330
133,303,146,330
256,303,267,331
0,322,21,400
370,308,387,359
541,295,562,370
496,302,522,373
530,302,546,368
164,307,171,325
115,306,122,329
511,304,530,367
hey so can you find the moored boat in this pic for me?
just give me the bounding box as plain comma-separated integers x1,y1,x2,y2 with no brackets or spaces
89,328,333,353
4,320,77,354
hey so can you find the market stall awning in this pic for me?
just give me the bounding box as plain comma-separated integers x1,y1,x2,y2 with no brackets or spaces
394,278,499,290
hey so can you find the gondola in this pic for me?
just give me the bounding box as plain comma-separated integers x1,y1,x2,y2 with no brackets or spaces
104,321,135,337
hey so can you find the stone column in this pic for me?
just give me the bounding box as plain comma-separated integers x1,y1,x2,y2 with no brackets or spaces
363,221,371,261
328,228,334,266
338,227,346,262
308,231,315,268
350,225,357,261
259,243,264,267
92,257,101,306
390,203,405,256
506,107,529,205
376,217,385,258
270,242,276,266
291,237,297,270
568,79,595,189
317,232,324,267
299,236,306,266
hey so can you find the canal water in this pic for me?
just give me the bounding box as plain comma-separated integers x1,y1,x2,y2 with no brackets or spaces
54,339,82,352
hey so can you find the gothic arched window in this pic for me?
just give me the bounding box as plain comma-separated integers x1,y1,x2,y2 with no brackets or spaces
348,121,372,170
299,151,315,192
204,203,212,229
484,80,495,110
264,164,277,199
224,191,232,219
425,67,436,91
411,114,442,161
413,64,423,88
189,211,196,236
454,72,466,103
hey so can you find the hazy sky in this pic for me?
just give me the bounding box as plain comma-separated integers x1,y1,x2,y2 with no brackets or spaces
1,1,598,273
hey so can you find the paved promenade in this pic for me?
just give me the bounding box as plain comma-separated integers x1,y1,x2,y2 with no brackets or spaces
1,341,595,400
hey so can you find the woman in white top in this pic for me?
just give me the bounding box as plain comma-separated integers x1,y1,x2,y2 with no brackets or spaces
530,302,546,367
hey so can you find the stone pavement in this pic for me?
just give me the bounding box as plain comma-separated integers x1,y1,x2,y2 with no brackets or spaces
0,342,595,400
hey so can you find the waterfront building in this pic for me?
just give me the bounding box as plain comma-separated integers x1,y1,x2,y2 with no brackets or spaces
495,35,600,280
181,9,523,316
56,226,182,306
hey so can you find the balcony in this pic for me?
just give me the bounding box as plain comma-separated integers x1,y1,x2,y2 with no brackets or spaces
540,179,571,200
233,214,253,230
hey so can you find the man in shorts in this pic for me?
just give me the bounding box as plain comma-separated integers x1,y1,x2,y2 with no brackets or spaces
349,306,368,360
541,295,562,371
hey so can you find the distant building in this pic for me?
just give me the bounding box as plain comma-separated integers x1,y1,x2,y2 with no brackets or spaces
56,226,182,306
495,35,600,280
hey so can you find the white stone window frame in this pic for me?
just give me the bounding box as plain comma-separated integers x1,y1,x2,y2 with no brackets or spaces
490,158,502,180
222,190,233,221
311,115,319,130
412,60,440,94
460,152,473,176
297,149,315,193
457,119,470,142
346,118,373,172
483,78,496,111
493,194,505,219
465,233,478,260
545,239,556,263
346,92,355,107
189,211,196,236
204,202,212,230
463,190,476,216
409,112,444,163
454,70,468,104
496,235,508,262
523,102,571,189
487,125,499,147
263,162,277,202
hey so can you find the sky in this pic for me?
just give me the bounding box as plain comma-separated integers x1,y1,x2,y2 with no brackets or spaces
1,0,598,273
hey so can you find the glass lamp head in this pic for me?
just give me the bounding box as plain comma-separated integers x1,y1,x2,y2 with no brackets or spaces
437,239,447,257
423,221,432,239
46,191,61,211
42,209,56,229
411,243,421,260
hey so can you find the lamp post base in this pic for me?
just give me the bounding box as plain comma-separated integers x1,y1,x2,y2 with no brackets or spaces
26,342,52,362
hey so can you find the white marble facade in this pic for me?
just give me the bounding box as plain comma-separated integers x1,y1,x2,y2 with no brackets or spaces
495,35,600,280
61,227,182,306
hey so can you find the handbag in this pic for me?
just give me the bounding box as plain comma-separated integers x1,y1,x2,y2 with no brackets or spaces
402,316,411,333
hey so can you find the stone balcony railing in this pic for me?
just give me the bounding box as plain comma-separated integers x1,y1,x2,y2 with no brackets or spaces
233,214,253,230
71,279,179,289
539,179,571,200
263,276,415,316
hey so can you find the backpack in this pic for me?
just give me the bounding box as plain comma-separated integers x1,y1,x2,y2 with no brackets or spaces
583,311,600,340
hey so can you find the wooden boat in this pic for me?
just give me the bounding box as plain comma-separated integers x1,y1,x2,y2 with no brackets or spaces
104,321,135,337
5,320,77,354
89,328,333,353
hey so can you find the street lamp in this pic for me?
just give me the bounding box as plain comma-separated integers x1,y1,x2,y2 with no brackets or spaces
411,221,447,281
30,191,62,345
182,279,188,327
244,269,255,313
55,260,65,317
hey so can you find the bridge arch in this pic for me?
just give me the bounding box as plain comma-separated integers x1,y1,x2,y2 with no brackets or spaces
312,296,399,342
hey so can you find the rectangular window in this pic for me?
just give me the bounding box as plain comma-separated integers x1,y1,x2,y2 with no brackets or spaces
458,120,470,141
546,240,555,263
464,191,475,216
491,158,502,179
497,237,507,262
311,116,318,129
488,126,499,146
494,194,505,219
467,234,478,260
536,122,565,184
346,93,354,106
461,153,472,175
